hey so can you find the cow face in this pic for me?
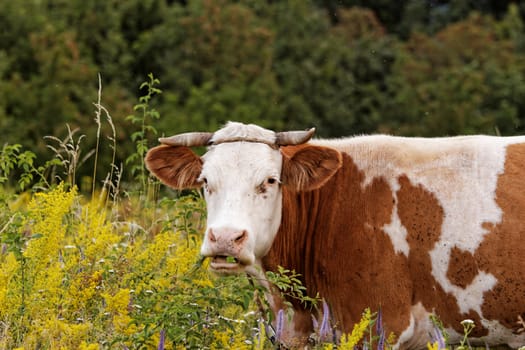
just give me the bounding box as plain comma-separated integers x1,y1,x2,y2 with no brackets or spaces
145,122,342,275
199,142,284,273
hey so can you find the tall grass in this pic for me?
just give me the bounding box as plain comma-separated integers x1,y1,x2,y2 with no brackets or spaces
93,73,118,202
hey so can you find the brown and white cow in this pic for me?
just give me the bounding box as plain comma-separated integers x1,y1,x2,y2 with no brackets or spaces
145,121,525,349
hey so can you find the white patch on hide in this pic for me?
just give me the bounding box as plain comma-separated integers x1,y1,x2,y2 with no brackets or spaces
382,196,410,256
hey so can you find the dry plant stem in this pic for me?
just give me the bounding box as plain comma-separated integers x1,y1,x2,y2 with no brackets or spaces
92,74,119,204
92,74,102,197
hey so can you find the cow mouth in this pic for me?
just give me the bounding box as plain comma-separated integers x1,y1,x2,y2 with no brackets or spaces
209,255,246,274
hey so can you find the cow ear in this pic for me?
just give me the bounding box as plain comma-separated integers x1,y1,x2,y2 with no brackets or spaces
281,145,342,192
145,145,203,189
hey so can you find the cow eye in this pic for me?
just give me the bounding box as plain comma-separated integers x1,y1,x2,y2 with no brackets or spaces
256,178,278,194
201,177,213,194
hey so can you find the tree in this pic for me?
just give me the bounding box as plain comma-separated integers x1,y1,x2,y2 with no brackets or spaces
387,11,525,136
132,0,283,133
270,4,400,136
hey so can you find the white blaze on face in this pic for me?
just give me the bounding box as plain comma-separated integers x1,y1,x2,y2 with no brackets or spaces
199,141,284,270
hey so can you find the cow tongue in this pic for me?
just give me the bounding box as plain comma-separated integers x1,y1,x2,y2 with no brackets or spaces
213,255,239,264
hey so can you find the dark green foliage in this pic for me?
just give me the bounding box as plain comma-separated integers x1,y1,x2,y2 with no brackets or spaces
386,11,525,136
0,143,60,190
1,0,525,186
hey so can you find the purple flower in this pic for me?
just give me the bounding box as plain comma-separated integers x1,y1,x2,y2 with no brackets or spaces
376,308,382,334
319,300,331,341
376,308,385,350
275,309,284,342
312,314,319,331
158,329,166,350
431,326,446,350
377,329,385,350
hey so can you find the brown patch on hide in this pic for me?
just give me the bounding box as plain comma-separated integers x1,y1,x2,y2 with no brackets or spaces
446,247,478,289
475,143,525,332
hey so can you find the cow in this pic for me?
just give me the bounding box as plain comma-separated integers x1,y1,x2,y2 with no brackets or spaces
145,121,525,349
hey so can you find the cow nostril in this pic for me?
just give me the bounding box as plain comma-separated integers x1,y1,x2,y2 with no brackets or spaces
209,229,217,243
234,230,247,244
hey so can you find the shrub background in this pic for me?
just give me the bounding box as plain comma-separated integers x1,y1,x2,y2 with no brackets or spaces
1,0,525,184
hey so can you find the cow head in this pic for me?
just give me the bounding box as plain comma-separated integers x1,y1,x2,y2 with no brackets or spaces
145,122,342,275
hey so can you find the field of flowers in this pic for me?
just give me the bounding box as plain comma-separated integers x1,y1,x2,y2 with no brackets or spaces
0,179,269,349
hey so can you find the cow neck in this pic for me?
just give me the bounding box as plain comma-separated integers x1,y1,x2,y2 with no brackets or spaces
262,154,350,286
261,152,404,335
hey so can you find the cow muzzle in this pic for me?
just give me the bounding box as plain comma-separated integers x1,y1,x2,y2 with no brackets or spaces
201,227,253,274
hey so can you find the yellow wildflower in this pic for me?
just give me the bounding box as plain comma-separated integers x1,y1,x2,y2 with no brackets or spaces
127,231,175,274
113,314,139,335
77,200,121,263
102,288,140,335
387,332,397,345
168,237,202,275
192,278,214,288
79,342,100,350
103,288,130,315
12,185,79,326
22,317,92,349
211,328,250,350
0,252,19,318
24,183,77,263
338,308,372,349
66,270,102,312
427,341,439,350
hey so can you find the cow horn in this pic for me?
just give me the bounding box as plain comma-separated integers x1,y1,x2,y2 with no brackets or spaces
275,128,316,146
159,132,213,147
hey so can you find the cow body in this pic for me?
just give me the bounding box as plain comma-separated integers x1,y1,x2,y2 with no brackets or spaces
146,122,525,349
